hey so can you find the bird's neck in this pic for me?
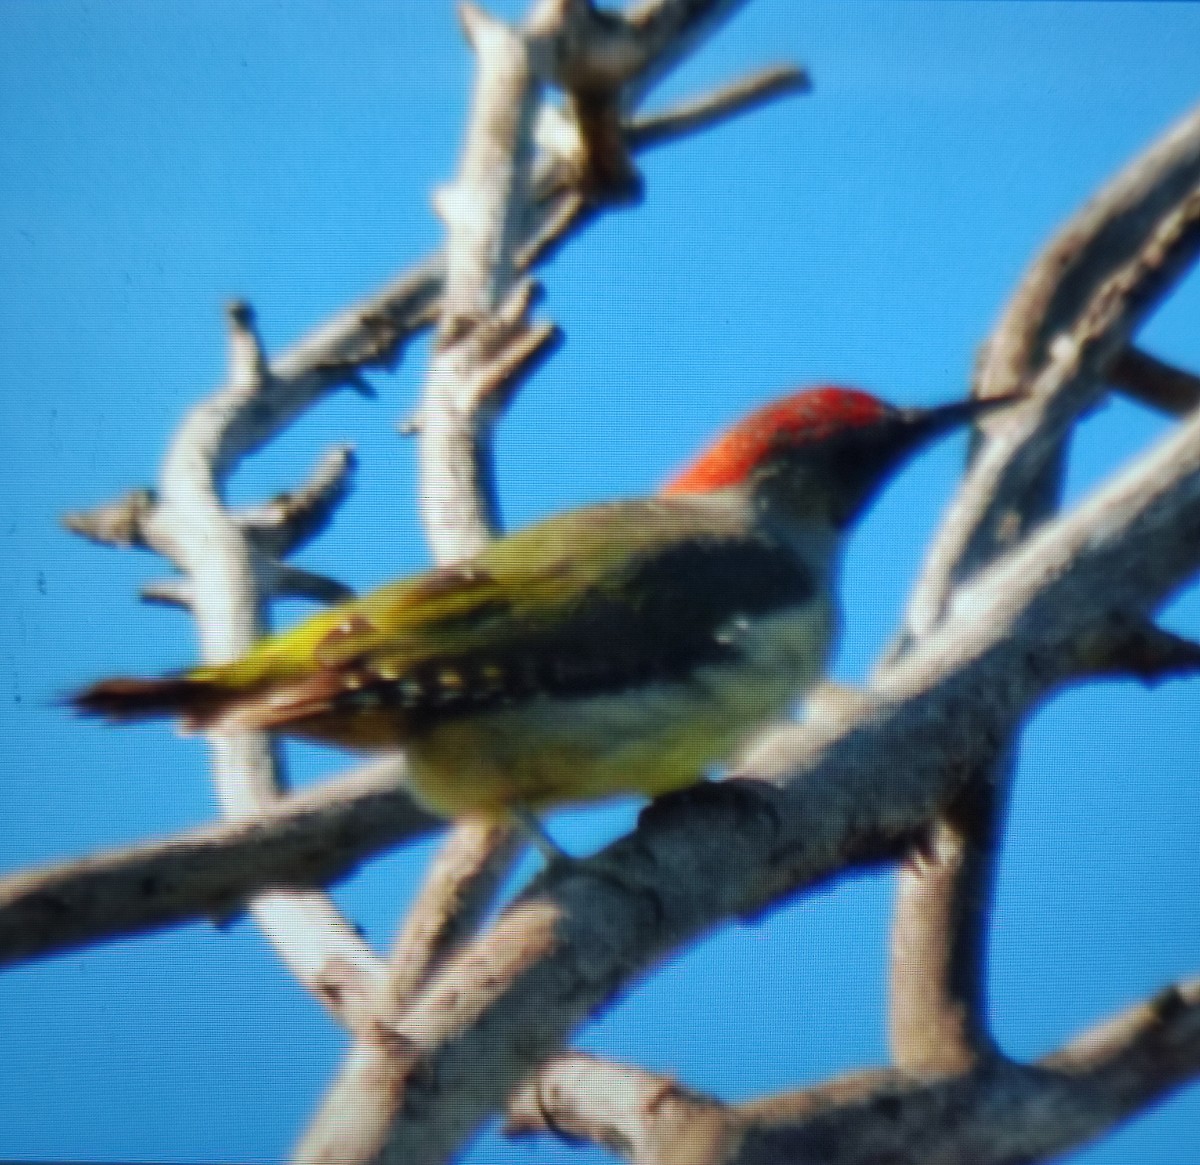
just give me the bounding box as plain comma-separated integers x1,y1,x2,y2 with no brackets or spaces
698,482,844,590
760,497,843,588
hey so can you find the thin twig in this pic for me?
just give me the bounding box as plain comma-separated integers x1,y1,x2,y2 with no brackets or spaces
384,818,524,1011
626,64,809,150
236,445,359,559
1110,345,1200,417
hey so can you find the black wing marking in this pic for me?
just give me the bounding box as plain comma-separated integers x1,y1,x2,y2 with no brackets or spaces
296,534,815,730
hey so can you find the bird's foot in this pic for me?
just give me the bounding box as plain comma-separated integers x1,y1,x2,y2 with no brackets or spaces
509,806,572,866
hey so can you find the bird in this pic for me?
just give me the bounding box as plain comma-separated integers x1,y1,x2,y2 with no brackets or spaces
72,385,1012,843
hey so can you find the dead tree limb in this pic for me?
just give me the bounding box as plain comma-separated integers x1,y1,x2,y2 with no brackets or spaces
884,98,1200,1076
508,974,1200,1165
94,300,391,1034
0,758,434,967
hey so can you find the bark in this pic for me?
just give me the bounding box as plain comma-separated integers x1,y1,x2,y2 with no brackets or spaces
511,978,1200,1165
0,758,435,967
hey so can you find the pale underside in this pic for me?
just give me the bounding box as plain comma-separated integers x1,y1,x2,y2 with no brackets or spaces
402,600,835,816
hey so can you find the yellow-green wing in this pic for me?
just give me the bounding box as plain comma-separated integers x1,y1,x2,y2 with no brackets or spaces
196,497,816,727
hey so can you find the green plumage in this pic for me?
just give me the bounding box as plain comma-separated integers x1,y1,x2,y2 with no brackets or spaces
75,494,830,816
201,495,814,720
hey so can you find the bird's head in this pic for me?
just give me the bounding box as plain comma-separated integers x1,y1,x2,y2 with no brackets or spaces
662,385,1016,528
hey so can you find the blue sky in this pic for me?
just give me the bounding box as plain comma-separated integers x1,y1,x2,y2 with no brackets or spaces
1,2,1198,1162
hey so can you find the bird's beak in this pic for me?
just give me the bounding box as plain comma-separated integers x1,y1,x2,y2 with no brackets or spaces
826,390,1025,528
893,390,1025,453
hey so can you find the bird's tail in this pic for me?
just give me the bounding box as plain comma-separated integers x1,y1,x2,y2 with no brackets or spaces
69,673,233,731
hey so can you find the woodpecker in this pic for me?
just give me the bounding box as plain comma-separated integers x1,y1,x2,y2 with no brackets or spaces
73,386,1010,824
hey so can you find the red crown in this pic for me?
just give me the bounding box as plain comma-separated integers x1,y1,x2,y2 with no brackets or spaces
662,386,891,495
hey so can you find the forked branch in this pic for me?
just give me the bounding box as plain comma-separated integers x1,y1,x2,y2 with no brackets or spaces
509,974,1200,1165
884,98,1200,1077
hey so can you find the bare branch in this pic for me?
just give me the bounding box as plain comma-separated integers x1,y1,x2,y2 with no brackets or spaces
139,577,196,608
0,759,436,969
626,64,809,150
115,262,445,492
508,982,1200,1165
66,453,360,608
236,445,358,559
905,103,1200,638
883,100,1200,1074
56,274,443,1023
726,978,1200,1165
385,818,524,1011
63,487,158,549
514,188,589,269
255,559,355,605
887,773,1005,1075
226,298,270,383
525,1,804,224
77,298,392,1032
1072,614,1200,683
536,59,808,207
273,256,444,383
1111,344,1200,417
508,1052,733,1165
420,7,542,562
